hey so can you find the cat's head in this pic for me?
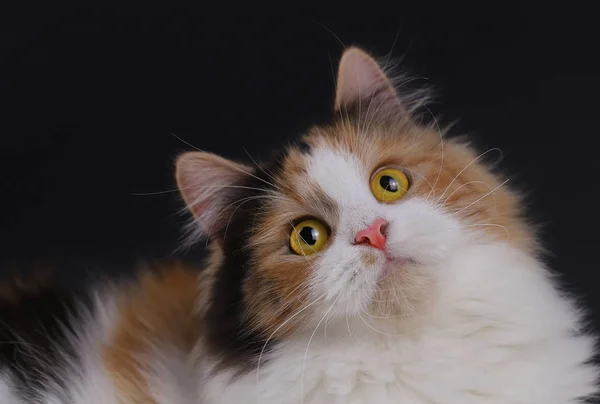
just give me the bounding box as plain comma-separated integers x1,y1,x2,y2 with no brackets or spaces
175,47,535,362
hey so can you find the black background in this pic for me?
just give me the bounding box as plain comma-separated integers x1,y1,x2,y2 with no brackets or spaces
1,4,598,327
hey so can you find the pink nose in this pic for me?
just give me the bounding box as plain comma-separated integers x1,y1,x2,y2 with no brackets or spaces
354,219,388,251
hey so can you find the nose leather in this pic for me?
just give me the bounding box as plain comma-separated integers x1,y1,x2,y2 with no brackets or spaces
354,218,387,251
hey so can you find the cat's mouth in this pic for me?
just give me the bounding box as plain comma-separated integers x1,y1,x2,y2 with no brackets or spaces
377,254,415,282
384,249,415,265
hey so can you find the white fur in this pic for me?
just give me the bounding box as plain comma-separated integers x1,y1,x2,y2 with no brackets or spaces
144,345,198,404
0,375,22,404
201,145,599,403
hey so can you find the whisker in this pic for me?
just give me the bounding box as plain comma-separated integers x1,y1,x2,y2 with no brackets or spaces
300,292,341,404
345,295,355,343
355,299,403,336
222,195,284,242
382,27,402,72
424,104,444,201
129,188,180,196
454,178,510,216
436,180,493,207
171,132,203,151
250,201,272,237
437,148,503,203
312,20,346,49
242,147,280,186
187,184,277,195
255,293,327,404
460,223,511,240
228,163,278,190
405,168,435,196
198,193,283,248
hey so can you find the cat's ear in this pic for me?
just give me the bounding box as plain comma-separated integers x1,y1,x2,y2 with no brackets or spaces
334,47,404,117
176,151,252,234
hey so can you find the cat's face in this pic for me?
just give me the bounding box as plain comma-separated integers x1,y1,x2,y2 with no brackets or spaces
176,48,534,356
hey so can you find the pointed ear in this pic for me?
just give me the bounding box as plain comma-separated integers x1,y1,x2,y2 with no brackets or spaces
175,151,252,234
334,47,404,116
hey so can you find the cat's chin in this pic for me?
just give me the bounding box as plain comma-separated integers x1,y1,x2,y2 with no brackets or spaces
368,256,432,319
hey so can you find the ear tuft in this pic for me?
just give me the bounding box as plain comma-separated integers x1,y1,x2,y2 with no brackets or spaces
334,47,404,116
175,151,252,235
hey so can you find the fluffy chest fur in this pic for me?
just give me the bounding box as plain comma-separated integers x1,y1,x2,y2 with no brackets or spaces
201,245,597,404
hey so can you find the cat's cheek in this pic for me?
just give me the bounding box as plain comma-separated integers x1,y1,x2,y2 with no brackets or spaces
383,199,465,267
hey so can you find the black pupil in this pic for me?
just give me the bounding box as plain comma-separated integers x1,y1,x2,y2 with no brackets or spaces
380,175,399,192
299,227,318,245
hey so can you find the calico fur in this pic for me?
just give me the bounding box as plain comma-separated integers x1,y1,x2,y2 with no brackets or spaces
0,46,597,403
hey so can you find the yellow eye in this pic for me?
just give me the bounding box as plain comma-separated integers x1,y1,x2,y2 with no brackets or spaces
289,219,329,256
370,167,409,203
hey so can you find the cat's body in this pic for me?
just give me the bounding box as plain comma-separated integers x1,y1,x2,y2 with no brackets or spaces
1,47,597,403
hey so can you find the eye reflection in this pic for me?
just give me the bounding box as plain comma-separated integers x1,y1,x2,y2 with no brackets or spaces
370,167,409,203
289,219,329,256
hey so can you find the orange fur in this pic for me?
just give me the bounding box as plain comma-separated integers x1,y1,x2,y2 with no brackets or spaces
103,263,201,403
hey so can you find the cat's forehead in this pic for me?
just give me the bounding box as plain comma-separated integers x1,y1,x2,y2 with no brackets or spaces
303,146,371,206
276,126,436,203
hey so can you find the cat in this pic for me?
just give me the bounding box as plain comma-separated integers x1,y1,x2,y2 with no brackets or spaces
0,46,598,404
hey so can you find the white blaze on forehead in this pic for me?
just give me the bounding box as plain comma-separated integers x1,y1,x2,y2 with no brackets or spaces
304,146,372,205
